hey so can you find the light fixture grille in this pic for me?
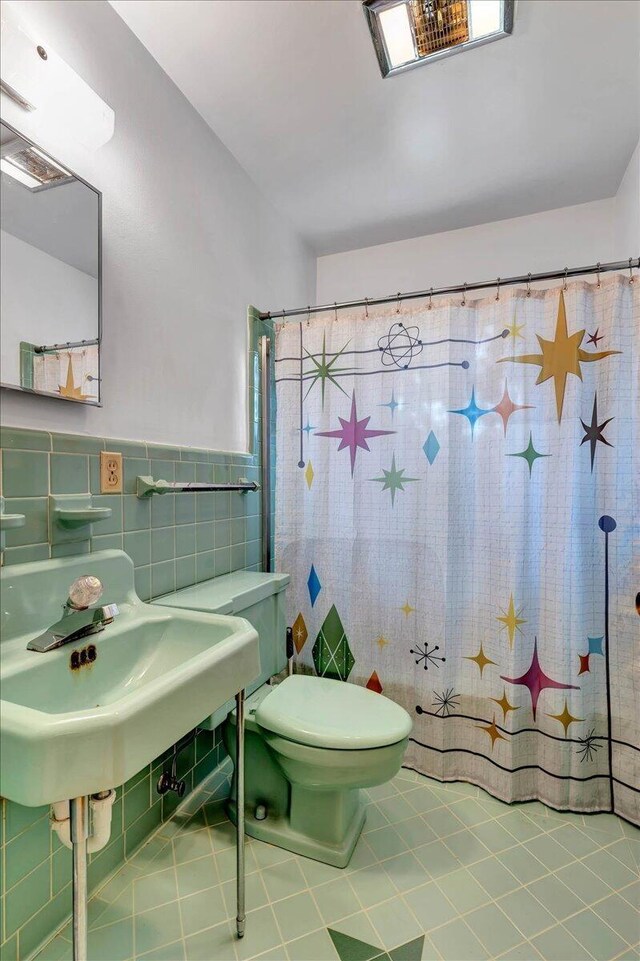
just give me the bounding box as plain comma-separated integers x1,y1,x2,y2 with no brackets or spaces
410,0,469,56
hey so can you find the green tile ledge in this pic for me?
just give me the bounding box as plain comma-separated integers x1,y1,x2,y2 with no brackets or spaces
0,496,26,550
49,495,112,545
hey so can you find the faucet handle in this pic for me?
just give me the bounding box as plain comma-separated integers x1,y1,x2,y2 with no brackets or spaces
68,575,103,610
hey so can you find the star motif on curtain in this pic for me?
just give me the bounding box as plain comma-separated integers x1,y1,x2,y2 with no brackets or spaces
508,432,550,476
375,635,389,649
497,291,620,422
448,387,492,437
58,355,90,401
304,334,353,407
316,392,394,476
496,593,526,649
490,688,520,720
580,393,613,472
400,600,416,617
578,653,591,675
506,312,525,340
586,328,604,347
380,390,401,418
501,638,579,720
546,699,584,736
371,454,419,506
464,643,496,676
476,714,507,749
492,381,533,434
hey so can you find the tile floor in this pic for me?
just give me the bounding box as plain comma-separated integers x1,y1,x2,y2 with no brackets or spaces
35,764,639,961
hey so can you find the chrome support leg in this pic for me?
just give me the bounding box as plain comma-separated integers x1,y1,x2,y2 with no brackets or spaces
70,797,89,961
235,689,246,939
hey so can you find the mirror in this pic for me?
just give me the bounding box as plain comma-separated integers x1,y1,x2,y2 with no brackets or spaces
0,120,101,404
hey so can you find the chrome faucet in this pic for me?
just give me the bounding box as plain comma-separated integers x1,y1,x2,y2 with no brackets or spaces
27,575,119,653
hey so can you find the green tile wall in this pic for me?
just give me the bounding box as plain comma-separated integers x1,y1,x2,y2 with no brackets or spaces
0,308,270,960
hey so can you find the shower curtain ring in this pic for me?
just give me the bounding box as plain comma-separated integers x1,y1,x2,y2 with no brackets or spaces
306,306,311,327
396,292,401,314
364,297,369,319
334,302,338,322
495,277,500,301
629,258,635,284
461,282,467,307
563,267,568,291
428,287,433,310
596,263,601,288
527,273,532,297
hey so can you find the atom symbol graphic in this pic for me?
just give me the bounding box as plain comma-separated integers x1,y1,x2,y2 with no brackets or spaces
377,322,423,369
576,728,600,763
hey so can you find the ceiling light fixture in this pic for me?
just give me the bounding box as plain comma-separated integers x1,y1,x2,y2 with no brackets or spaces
363,0,514,78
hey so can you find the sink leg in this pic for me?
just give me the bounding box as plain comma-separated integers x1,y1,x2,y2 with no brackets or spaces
70,797,89,961
235,689,246,939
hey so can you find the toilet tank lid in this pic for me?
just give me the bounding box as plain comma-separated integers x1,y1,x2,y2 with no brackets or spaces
152,570,290,615
255,675,412,750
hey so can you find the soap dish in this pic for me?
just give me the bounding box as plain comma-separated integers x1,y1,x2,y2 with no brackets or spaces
50,495,113,544
0,497,26,550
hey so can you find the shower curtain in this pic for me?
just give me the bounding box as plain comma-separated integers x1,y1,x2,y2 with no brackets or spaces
274,276,638,824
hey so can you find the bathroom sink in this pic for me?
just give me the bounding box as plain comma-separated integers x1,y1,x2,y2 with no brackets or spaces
0,551,260,807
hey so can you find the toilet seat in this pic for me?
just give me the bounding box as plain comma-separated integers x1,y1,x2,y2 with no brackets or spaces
255,675,412,750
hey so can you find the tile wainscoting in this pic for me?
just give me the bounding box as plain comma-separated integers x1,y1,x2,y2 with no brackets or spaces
0,412,265,960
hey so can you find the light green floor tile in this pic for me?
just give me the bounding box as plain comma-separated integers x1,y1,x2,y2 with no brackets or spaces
403,881,457,931
381,852,427,894
350,865,399,909
86,917,133,961
376,796,417,825
368,783,401,803
405,789,444,815
526,875,585,921
285,927,339,960
618,881,639,910
465,903,523,956
221,871,269,920
563,909,628,960
367,826,409,861
581,850,638,890
272,892,323,944
592,894,640,946
444,829,491,867
498,810,545,843
133,868,177,914
436,868,491,914
531,925,593,961
137,938,185,960
414,839,461,879
367,898,423,951
496,941,543,960
428,918,489,960
472,820,518,854
522,835,574,872
498,845,548,884
469,856,520,898
448,798,493,829
183,921,236,961
175,854,218,897
235,905,282,961
171,829,213,866
261,859,307,903
363,806,391,834
134,902,181,957
313,878,361,925
394,817,436,850
299,855,346,888
346,839,379,874
179,885,226,937
497,888,556,939
554,861,613,905
328,912,383,954
425,807,465,839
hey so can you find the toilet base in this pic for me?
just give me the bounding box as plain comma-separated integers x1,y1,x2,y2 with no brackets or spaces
226,789,366,868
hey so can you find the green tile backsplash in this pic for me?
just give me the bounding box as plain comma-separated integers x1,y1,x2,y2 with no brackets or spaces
0,411,263,960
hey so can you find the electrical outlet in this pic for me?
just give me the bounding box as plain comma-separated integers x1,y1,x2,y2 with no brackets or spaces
100,451,123,493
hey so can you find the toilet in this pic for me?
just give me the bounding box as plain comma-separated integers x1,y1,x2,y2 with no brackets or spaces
155,570,412,867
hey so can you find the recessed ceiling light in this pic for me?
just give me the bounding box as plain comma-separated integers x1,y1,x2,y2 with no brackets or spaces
0,137,73,190
363,0,514,78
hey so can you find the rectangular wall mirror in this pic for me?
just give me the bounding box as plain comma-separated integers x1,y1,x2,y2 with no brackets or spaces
0,120,101,404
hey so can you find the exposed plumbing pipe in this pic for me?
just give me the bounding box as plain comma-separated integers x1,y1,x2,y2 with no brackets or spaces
51,790,116,853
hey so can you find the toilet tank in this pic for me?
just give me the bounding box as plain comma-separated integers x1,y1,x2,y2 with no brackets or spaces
152,571,290,729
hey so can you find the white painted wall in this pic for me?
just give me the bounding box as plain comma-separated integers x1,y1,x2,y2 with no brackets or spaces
316,199,618,304
1,230,98,386
0,0,315,451
613,141,640,260
317,140,639,304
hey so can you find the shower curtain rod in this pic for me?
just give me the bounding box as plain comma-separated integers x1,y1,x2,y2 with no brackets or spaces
259,257,639,321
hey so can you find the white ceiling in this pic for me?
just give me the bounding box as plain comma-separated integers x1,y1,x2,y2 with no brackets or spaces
110,0,639,255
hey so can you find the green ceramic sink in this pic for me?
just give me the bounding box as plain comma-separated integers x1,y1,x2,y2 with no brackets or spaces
0,550,260,807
